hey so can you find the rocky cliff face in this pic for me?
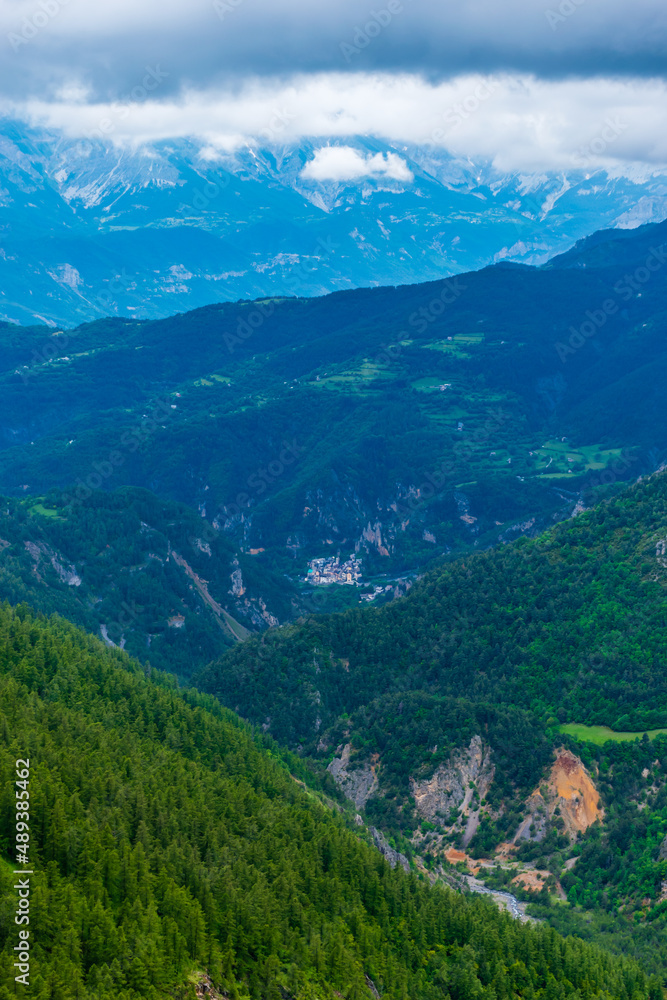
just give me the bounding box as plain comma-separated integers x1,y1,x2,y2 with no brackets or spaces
370,828,410,872
327,743,378,810
658,833,667,861
327,736,497,850
24,540,81,587
516,748,603,844
409,736,495,826
227,558,280,628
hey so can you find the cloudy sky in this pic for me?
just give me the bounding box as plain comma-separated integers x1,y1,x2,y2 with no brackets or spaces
1,0,667,173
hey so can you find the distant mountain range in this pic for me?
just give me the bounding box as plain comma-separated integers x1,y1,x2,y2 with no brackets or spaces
1,217,667,590
2,117,667,326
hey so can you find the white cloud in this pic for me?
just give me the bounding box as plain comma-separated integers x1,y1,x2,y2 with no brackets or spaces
52,83,91,103
8,72,667,176
301,147,413,182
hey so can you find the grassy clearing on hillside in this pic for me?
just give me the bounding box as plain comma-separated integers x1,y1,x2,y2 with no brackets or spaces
309,361,396,391
30,501,63,519
425,333,484,357
412,376,454,392
558,723,667,745
533,441,624,477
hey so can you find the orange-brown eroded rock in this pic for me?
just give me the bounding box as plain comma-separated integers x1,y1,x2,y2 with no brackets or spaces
511,870,550,892
550,748,603,837
445,848,469,865
514,748,603,846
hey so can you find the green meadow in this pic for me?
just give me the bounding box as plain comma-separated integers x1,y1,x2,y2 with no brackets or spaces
558,723,667,745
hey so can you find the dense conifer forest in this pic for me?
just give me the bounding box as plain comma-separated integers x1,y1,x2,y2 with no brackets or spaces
2,605,660,998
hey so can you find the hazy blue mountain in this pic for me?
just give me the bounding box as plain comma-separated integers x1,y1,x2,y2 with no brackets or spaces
2,117,667,326
1,218,667,589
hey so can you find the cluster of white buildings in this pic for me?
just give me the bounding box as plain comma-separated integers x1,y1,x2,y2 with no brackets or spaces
305,554,363,585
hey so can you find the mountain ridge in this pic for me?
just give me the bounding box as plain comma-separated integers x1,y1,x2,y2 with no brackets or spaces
2,118,667,326
2,218,667,587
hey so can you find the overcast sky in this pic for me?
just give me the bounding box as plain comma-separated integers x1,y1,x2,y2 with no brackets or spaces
1,0,667,174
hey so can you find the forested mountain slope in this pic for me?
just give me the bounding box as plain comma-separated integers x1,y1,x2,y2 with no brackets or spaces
1,604,656,999
1,218,667,584
197,471,667,969
198,470,667,742
0,487,299,679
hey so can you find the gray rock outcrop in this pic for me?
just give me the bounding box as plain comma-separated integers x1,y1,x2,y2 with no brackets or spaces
371,827,410,872
327,743,378,809
409,735,495,823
